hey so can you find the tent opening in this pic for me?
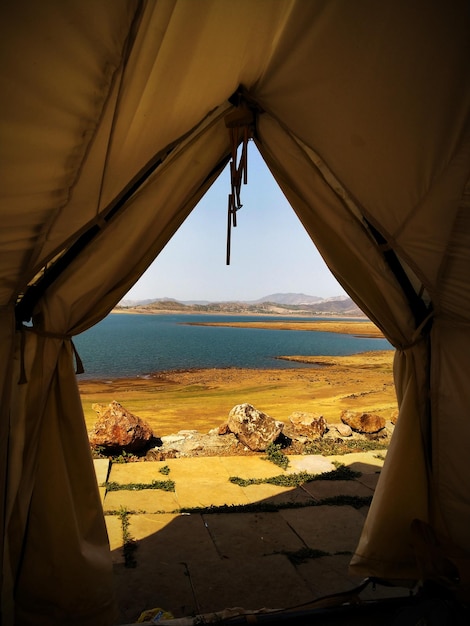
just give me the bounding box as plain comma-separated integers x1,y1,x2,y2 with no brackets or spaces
74,146,403,623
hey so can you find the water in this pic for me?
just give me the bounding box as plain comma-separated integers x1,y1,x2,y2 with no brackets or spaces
74,313,392,379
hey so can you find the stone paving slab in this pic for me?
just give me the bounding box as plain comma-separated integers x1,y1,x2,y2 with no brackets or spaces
201,511,306,559
93,458,111,485
218,455,285,478
164,456,231,480
241,484,315,506
112,554,196,622
188,555,314,615
98,486,107,506
302,479,375,499
105,514,123,555
279,505,366,554
286,454,336,474
107,461,174,484
103,489,180,514
296,554,407,601
238,482,315,506
127,513,220,562
173,480,251,508
327,451,386,473
356,472,381,491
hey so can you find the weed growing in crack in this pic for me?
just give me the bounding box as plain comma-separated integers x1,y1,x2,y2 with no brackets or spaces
277,547,353,565
229,464,360,488
117,506,137,568
104,479,175,492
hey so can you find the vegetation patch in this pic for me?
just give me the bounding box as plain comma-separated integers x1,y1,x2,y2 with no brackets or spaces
262,442,290,470
178,494,370,516
110,450,140,463
104,479,175,492
229,464,360,488
304,438,389,456
278,547,352,565
320,495,372,509
158,465,171,475
117,506,138,568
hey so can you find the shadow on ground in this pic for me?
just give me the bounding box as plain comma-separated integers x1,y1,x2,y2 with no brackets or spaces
100,455,424,624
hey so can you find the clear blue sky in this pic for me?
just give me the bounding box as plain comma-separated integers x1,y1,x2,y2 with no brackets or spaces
125,144,346,302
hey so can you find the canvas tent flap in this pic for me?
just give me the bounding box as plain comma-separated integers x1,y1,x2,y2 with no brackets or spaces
1,1,470,623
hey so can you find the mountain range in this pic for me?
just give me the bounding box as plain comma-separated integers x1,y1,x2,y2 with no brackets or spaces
116,293,365,317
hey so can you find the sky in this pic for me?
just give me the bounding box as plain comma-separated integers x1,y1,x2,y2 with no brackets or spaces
125,143,346,302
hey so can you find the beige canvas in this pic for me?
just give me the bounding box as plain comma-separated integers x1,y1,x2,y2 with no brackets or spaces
1,1,469,623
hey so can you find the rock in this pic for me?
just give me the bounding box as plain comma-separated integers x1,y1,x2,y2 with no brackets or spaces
217,422,231,435
390,409,399,425
89,401,154,453
334,422,353,437
146,448,177,461
341,410,386,434
288,411,327,439
282,425,308,444
146,430,240,459
227,403,283,451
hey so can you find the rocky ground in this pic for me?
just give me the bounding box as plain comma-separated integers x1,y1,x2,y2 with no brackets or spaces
89,398,395,463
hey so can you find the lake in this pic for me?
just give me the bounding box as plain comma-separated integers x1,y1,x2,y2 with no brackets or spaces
73,313,392,380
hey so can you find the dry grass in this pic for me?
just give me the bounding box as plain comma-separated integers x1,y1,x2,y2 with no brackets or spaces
79,350,396,437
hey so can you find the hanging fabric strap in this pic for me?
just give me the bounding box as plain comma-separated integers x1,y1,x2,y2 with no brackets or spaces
18,326,84,384
225,102,254,264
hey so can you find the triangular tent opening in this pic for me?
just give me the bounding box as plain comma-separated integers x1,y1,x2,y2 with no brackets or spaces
1,2,469,624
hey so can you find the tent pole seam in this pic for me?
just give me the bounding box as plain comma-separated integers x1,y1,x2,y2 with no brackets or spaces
14,104,232,323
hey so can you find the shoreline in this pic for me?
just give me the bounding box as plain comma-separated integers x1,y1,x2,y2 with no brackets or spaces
112,308,368,320
79,350,396,435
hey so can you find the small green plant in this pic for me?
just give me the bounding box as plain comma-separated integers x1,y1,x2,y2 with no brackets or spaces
321,495,373,509
91,445,107,459
277,547,353,565
304,438,388,456
159,465,171,475
178,492,372,515
117,506,137,568
281,547,330,565
229,464,360,488
112,450,139,464
104,479,175,492
262,442,289,470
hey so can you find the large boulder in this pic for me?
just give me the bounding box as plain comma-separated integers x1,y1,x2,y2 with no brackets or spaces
89,401,154,453
287,411,327,439
227,403,283,451
341,410,386,434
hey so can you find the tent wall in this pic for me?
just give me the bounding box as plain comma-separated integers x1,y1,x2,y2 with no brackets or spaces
1,1,470,623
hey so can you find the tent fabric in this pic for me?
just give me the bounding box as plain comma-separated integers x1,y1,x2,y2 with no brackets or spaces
1,0,470,623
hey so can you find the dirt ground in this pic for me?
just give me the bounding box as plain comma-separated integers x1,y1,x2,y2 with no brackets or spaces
79,318,396,437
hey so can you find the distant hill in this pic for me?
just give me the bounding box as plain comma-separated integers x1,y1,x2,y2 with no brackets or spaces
251,293,325,305
115,293,365,317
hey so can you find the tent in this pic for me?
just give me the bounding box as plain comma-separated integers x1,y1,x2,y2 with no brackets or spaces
1,0,469,623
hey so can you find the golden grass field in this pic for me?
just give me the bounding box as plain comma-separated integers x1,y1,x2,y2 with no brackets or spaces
79,320,397,436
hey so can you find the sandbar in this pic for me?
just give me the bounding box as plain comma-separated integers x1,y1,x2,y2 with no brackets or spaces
184,319,383,338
